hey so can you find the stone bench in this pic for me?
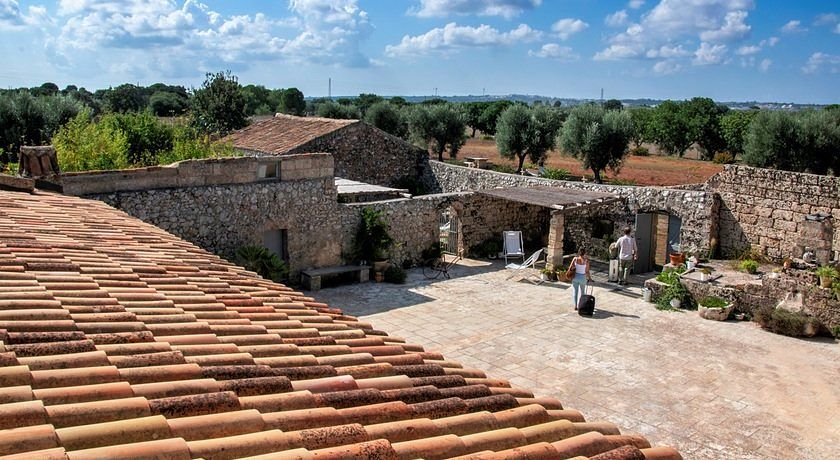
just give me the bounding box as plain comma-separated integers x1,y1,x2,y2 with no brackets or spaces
301,265,370,290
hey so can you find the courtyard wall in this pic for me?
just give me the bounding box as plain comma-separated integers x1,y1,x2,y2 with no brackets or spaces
707,165,840,260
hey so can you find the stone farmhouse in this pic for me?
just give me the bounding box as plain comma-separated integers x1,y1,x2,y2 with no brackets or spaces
223,114,429,187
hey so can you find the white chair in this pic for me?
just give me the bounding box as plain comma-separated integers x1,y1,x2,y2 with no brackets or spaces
502,231,525,264
505,248,544,284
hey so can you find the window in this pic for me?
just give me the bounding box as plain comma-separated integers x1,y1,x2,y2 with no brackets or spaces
262,229,289,263
257,162,279,179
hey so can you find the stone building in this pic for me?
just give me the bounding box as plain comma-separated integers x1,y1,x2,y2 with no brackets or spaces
224,114,428,187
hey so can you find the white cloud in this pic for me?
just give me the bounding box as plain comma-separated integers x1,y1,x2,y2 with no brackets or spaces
692,42,726,65
528,43,579,60
605,10,628,27
385,22,541,57
594,44,642,61
46,0,377,76
0,0,51,29
645,44,689,58
760,36,779,47
551,18,588,40
628,0,645,9
653,60,682,74
759,58,771,72
802,52,840,74
595,0,753,68
814,13,838,26
736,45,760,55
409,0,541,19
781,19,806,33
699,10,750,43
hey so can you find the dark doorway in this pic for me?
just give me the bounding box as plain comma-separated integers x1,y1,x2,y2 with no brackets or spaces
635,213,654,273
634,212,682,273
262,229,289,264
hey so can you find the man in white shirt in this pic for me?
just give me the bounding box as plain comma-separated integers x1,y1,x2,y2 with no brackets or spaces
616,227,637,285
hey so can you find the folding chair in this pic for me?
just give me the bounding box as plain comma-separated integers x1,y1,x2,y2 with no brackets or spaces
505,248,544,285
502,231,525,264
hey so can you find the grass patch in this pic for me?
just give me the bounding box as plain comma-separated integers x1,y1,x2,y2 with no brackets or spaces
698,296,729,308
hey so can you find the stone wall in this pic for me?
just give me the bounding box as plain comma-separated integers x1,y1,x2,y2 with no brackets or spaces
425,161,718,257
63,154,333,196
87,177,342,278
287,123,429,188
708,165,840,260
457,194,551,255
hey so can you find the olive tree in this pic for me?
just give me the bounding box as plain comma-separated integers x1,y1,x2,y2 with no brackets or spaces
720,110,758,157
407,104,466,161
649,100,694,156
364,102,407,139
559,104,633,183
495,105,563,173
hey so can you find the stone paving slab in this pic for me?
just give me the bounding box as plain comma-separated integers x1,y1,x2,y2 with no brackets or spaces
315,259,840,460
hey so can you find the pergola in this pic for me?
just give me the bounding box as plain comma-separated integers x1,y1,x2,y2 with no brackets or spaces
478,186,622,268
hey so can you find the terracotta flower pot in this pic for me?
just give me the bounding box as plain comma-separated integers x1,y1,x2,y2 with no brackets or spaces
819,276,832,288
669,252,685,266
698,303,734,321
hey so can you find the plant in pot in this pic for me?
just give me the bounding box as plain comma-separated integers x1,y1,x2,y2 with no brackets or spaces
697,296,734,321
740,259,759,274
669,251,685,266
539,268,557,281
815,265,838,289
353,207,393,274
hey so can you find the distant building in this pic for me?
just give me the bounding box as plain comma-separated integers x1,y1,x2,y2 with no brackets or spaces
224,114,428,186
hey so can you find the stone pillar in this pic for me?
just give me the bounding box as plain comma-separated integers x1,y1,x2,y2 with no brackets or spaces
19,146,61,178
546,212,564,270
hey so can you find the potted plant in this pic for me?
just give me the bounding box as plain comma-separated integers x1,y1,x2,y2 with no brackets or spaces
815,265,838,288
699,268,711,282
353,207,393,273
740,259,759,274
540,268,557,281
697,296,734,321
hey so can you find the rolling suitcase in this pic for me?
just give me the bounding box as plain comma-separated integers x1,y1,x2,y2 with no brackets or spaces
578,283,595,317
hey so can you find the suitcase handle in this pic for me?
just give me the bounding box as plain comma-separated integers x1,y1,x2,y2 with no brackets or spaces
585,283,594,296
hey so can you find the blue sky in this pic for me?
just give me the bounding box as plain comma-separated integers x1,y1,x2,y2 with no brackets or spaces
1,0,838,103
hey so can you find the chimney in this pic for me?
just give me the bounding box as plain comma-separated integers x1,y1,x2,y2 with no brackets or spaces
18,146,63,192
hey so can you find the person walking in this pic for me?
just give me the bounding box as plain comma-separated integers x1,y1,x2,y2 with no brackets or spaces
616,227,637,285
568,248,592,310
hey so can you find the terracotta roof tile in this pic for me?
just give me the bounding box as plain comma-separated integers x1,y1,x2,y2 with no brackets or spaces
222,114,357,155
0,189,677,459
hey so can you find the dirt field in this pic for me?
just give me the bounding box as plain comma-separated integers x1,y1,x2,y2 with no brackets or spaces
456,137,724,186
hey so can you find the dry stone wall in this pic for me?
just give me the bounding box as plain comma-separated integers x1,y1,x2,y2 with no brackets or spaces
287,123,429,188
708,165,840,260
426,161,718,257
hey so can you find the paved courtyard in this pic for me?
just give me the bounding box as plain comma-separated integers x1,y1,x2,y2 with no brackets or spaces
315,258,840,460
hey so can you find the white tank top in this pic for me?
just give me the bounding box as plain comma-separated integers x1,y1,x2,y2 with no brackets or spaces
575,259,587,273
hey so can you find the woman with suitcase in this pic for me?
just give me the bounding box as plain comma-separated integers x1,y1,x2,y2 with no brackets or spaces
568,247,592,311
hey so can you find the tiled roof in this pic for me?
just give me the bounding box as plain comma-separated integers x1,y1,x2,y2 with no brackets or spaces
223,114,358,155
0,189,681,460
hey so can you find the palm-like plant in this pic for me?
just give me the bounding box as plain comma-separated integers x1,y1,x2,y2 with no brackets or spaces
235,245,288,282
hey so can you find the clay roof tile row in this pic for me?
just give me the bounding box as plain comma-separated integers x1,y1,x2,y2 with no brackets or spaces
0,189,681,460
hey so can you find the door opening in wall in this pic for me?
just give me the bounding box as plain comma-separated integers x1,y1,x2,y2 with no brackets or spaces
262,229,289,264
439,210,459,255
634,212,682,273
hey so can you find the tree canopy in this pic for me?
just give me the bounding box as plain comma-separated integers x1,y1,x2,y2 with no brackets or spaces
559,104,633,183
364,102,408,139
495,105,563,173
408,104,466,161
189,71,248,136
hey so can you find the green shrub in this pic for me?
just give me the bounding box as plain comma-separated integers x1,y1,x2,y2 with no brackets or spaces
101,111,173,165
832,325,840,338
815,265,839,280
157,126,236,165
654,280,695,310
235,245,288,282
541,167,571,180
474,239,501,258
384,265,407,284
712,151,736,164
754,304,820,337
656,266,686,285
698,296,729,308
630,146,649,156
352,207,393,263
490,164,517,174
54,111,130,172
740,259,759,274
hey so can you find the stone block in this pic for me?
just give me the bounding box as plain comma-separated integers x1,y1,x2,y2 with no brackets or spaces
0,174,35,192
